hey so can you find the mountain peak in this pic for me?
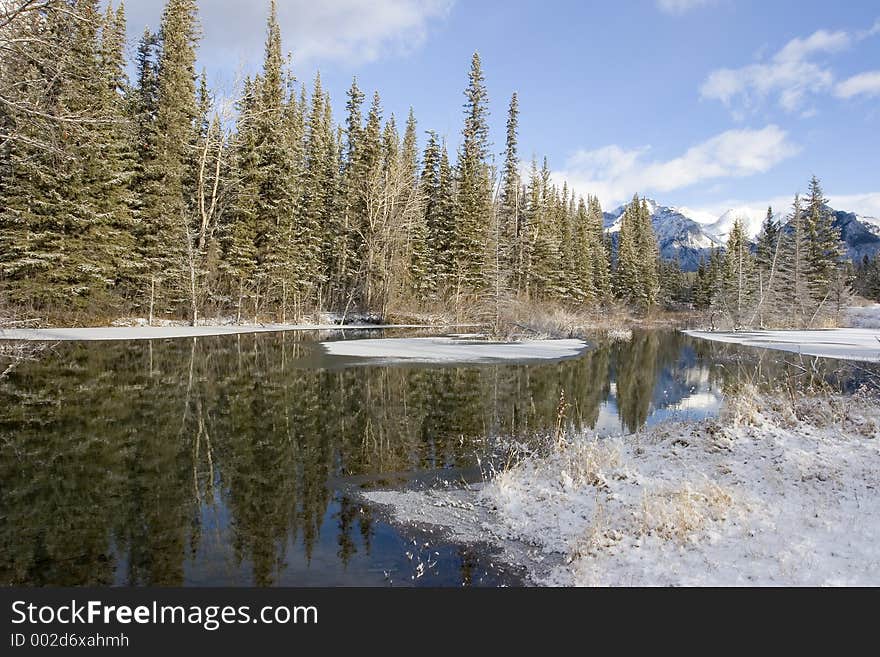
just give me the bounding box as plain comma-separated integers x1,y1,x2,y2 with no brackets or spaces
602,198,880,272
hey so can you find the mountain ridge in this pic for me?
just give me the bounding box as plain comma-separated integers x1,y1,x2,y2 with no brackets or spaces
603,199,880,271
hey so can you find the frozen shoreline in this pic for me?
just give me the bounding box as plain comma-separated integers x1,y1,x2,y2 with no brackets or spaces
684,328,880,362
321,337,589,364
364,390,880,586
0,323,439,342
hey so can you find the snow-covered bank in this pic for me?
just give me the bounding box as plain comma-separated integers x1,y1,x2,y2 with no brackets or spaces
365,390,880,586
0,323,435,342
684,328,880,362
321,337,589,364
847,304,880,329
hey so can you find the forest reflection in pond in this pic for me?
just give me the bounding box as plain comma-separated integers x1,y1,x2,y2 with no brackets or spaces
0,330,863,587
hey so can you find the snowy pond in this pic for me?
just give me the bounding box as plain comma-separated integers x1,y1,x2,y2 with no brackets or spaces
0,329,869,587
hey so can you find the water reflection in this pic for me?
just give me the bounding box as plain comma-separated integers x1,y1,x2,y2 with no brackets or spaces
0,330,865,586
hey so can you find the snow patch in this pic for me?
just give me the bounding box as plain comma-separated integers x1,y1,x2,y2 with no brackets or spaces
846,304,880,329
684,328,880,363
321,337,589,364
366,390,880,586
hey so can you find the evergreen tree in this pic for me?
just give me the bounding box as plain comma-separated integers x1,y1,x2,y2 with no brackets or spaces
419,130,442,298
754,206,781,327
777,194,811,327
615,195,659,307
453,52,492,294
720,219,756,327
336,77,366,302
138,0,200,321
499,92,521,291
297,75,334,307
587,195,612,302
222,76,260,321
0,1,134,314
804,175,845,313
253,0,298,318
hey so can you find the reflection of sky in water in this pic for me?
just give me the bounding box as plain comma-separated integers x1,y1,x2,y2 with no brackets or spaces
593,378,724,436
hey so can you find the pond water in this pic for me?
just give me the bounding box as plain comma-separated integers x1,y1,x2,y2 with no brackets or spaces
0,329,865,587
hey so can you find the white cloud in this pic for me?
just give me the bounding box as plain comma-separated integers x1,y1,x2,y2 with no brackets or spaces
554,126,799,209
835,71,880,99
684,192,880,226
123,0,453,67
656,0,715,14
701,29,851,114
828,192,880,218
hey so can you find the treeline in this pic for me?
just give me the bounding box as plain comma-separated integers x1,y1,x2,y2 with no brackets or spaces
0,0,634,325
692,176,849,329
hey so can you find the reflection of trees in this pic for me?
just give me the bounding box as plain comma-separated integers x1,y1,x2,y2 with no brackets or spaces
4,330,846,586
614,331,661,433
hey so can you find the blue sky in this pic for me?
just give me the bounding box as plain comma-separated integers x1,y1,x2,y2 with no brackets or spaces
121,0,880,218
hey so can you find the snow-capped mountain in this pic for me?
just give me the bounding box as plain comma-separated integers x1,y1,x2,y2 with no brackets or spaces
603,198,880,271
604,200,724,271
702,206,771,243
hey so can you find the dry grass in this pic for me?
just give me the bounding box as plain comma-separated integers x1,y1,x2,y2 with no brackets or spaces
640,481,735,544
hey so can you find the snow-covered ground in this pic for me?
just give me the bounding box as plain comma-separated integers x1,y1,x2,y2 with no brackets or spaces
684,328,880,362
847,304,880,329
366,389,880,586
321,337,588,364
0,323,434,342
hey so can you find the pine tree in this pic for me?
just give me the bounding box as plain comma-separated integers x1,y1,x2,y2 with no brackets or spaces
0,1,135,314
754,206,781,327
252,0,298,318
777,194,811,327
419,130,442,298
299,75,334,309
453,52,492,295
720,218,756,327
499,92,521,292
615,196,660,307
222,76,259,322
804,175,845,316
138,0,200,321
336,77,366,303
404,111,431,301
587,195,611,302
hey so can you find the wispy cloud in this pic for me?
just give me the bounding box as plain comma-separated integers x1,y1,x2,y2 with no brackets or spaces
701,29,851,115
656,0,716,15
554,126,799,209
835,71,880,99
124,0,453,67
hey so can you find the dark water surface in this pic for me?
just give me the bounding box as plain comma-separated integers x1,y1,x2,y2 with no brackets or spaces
0,329,863,587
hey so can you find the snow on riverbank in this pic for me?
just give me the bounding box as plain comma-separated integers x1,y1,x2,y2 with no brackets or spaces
321,337,589,364
0,323,435,342
847,304,880,329
684,328,880,362
365,390,880,586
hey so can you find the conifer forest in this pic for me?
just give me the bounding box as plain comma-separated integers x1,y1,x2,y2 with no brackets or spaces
0,0,868,331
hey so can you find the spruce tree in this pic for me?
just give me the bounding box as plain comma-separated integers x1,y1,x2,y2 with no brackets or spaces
453,52,492,295
754,206,781,326
222,77,259,321
804,175,845,315
138,0,200,321
253,0,298,318
778,194,811,327
720,218,756,327
499,92,521,291
587,195,611,302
